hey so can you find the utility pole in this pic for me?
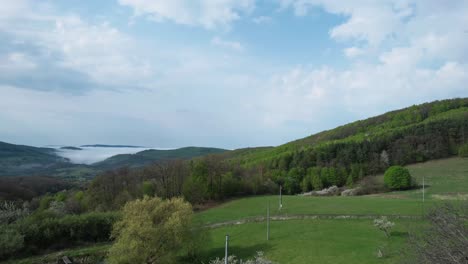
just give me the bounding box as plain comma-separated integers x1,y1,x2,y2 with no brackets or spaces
267,201,270,241
422,175,425,217
279,185,283,210
225,234,229,264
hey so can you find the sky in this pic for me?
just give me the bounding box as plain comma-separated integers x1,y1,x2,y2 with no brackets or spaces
0,0,467,149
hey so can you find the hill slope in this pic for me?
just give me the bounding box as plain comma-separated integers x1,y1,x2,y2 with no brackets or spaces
0,142,227,177
0,141,69,176
93,147,228,170
224,98,468,179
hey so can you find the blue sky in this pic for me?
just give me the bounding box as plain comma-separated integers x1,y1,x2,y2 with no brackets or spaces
0,0,467,149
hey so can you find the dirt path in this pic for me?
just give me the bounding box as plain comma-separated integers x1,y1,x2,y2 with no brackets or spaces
203,214,422,229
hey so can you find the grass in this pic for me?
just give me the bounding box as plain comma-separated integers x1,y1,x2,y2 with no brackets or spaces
196,157,468,225
384,157,468,199
194,196,425,225
5,157,467,264
200,219,419,264
4,243,110,264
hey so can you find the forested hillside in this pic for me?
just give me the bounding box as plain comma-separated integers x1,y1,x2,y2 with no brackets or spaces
92,147,227,170
215,98,468,194
82,98,468,208
0,142,69,176
0,142,227,178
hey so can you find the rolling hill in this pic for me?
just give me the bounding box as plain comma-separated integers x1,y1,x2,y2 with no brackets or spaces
223,98,468,173
92,147,228,170
0,142,228,177
1,98,467,180
0,141,69,176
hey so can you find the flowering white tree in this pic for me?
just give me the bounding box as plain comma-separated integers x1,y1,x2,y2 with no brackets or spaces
0,201,29,224
373,216,394,237
208,252,276,264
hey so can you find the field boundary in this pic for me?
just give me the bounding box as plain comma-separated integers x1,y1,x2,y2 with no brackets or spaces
203,214,422,229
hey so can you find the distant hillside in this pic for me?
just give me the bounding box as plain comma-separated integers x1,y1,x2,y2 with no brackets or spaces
0,141,69,176
60,146,82,150
80,144,144,148
0,142,227,178
93,147,228,170
225,98,468,174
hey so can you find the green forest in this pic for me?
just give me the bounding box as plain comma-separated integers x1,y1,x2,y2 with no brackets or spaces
1,98,468,264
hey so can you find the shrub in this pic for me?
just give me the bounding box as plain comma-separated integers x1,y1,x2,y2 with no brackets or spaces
15,211,119,253
356,176,385,195
403,202,468,264
373,216,394,237
459,143,468,157
208,252,275,264
107,197,194,264
383,166,412,190
0,201,30,224
0,225,24,259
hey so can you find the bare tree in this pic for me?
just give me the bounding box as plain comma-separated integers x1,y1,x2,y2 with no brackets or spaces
403,202,468,264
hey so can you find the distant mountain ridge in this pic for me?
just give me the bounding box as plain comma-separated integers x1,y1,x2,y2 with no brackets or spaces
2,97,467,179
223,97,468,172
80,144,145,148
92,147,228,170
0,141,69,176
0,142,228,177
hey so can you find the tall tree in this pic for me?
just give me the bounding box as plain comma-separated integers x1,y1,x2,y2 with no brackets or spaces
107,197,194,264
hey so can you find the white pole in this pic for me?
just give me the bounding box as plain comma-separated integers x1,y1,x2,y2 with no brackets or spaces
422,175,425,203
279,185,283,210
422,175,425,217
267,201,270,241
225,234,229,264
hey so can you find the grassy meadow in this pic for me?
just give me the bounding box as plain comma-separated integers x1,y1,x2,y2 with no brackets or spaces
5,157,467,264
201,219,419,264
195,157,467,263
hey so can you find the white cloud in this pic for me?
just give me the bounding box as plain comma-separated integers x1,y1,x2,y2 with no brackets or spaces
211,36,243,51
267,0,468,125
118,0,255,29
1,0,467,148
0,2,154,90
0,52,36,70
343,47,364,58
252,16,272,24
47,18,153,86
260,60,468,127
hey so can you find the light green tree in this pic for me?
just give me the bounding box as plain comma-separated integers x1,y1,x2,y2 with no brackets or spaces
107,196,193,264
0,225,24,259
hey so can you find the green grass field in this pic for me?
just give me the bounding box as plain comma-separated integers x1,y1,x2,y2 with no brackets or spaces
195,157,467,263
196,157,468,225
5,157,467,264
384,157,468,199
200,219,419,264
195,195,425,225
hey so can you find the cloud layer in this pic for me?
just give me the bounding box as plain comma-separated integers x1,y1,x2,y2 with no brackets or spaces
0,0,467,148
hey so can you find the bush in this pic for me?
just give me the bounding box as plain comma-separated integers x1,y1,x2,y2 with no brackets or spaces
383,166,412,190
107,197,194,264
15,211,119,253
373,216,394,237
357,176,386,195
208,252,275,264
459,143,468,157
403,202,468,264
0,225,24,259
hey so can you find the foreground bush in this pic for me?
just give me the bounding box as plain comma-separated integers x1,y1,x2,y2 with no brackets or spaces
208,252,276,264
373,216,394,237
403,202,468,264
383,166,412,190
459,143,468,157
15,211,119,253
0,225,24,259
107,196,195,264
